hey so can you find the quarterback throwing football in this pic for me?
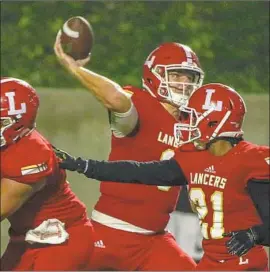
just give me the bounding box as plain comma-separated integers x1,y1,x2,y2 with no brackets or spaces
55,32,205,270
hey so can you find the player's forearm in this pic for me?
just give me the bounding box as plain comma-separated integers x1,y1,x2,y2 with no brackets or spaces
1,177,46,222
72,67,131,113
247,179,270,246
0,196,25,222
251,224,269,246
76,158,187,186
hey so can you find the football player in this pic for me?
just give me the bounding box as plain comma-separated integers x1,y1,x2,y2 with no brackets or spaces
54,33,204,270
0,78,94,271
54,83,269,271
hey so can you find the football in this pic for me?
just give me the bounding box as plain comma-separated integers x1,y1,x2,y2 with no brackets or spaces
60,16,94,60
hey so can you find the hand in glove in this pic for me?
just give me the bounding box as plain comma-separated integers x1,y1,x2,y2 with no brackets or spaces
52,146,87,173
223,227,259,257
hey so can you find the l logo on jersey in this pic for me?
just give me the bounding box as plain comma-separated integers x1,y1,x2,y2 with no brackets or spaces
265,157,270,165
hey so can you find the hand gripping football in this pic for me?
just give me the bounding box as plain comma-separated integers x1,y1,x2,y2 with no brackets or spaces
60,16,94,60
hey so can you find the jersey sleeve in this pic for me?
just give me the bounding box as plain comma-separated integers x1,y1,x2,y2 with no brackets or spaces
173,149,195,182
2,138,55,184
246,145,270,181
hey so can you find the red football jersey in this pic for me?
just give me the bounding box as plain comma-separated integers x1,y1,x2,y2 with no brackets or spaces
1,130,87,236
175,141,269,258
94,86,181,231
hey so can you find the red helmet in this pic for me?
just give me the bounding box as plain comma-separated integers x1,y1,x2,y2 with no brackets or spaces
142,42,204,107
174,83,247,148
0,77,39,148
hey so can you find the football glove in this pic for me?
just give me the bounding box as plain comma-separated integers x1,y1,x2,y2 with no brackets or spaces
223,227,259,257
52,146,87,173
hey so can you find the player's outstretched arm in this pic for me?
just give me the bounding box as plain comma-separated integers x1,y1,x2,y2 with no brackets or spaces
54,31,131,113
0,177,46,222
53,146,188,186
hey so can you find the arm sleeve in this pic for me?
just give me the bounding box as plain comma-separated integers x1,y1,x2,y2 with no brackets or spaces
109,102,139,138
84,158,188,186
247,179,270,246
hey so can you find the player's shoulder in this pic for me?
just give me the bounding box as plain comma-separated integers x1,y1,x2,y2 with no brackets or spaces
1,130,55,183
122,85,165,120
238,141,269,180
122,85,143,95
122,85,139,96
174,146,202,165
122,85,156,103
238,141,269,159
10,129,52,160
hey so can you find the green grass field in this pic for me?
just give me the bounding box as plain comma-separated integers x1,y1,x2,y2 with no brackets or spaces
1,88,269,255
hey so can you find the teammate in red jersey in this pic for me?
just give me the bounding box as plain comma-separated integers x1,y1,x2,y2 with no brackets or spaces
54,83,269,271
54,32,204,270
0,78,94,271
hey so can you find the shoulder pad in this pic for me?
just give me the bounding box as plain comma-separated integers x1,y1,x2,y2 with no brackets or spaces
122,85,148,96
244,142,270,181
1,131,55,184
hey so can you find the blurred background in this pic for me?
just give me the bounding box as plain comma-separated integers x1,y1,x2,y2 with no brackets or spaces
1,1,269,260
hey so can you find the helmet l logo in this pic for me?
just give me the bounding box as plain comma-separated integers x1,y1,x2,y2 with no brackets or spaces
202,89,223,111
5,91,27,115
145,55,156,69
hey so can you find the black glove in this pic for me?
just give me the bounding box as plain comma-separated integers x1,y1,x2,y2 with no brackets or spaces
52,146,87,173
223,227,259,257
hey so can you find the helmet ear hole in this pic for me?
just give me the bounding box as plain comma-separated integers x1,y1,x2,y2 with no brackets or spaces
147,78,152,84
208,121,218,127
